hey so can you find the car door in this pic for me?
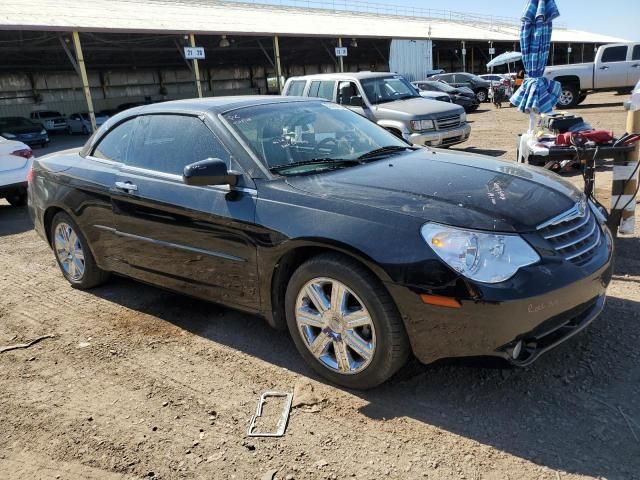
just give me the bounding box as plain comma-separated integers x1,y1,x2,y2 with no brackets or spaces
72,117,139,269
595,45,629,89
337,80,368,117
629,45,640,86
111,113,260,310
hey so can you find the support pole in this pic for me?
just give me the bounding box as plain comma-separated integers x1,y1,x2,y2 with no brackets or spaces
189,33,203,98
338,37,344,73
615,100,640,234
489,41,494,73
273,35,283,93
471,45,474,74
461,40,466,72
71,32,96,132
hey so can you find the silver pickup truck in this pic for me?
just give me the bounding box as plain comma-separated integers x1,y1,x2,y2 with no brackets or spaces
544,42,640,107
283,72,470,148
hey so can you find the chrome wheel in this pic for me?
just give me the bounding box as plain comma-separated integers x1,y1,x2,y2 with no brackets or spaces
476,89,487,102
295,277,376,375
559,89,574,107
54,222,85,281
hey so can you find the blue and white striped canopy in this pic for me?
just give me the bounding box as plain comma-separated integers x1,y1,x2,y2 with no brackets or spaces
510,0,562,114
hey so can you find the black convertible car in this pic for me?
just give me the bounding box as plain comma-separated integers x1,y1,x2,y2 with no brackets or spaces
28,97,612,389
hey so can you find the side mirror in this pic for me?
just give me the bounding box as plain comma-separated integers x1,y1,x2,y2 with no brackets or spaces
183,158,240,186
349,96,363,107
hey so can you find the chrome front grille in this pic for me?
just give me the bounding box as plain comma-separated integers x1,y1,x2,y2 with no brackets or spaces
436,114,460,130
537,201,601,265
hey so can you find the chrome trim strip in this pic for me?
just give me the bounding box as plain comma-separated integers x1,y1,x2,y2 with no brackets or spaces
543,213,591,239
564,226,601,261
93,225,245,262
554,218,596,250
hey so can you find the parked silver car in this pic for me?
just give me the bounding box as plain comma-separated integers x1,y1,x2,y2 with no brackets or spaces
283,72,470,148
66,112,109,134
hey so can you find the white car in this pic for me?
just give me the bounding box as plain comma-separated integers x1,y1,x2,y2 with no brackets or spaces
0,136,33,206
478,74,510,88
66,112,109,134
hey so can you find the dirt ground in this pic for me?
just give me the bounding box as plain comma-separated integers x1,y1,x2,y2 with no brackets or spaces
1,91,639,480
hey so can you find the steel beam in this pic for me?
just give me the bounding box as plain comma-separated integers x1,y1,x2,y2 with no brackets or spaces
71,31,97,132
189,33,203,98
273,35,283,93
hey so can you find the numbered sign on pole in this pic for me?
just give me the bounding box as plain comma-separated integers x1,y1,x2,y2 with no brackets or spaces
184,47,205,60
335,47,348,57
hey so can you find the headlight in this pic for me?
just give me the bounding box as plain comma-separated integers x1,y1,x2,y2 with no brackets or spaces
460,112,467,123
410,119,435,131
40,129,47,135
421,223,540,283
2,132,16,138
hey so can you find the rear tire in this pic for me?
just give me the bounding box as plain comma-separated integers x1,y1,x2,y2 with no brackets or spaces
285,253,409,390
6,192,27,207
558,84,579,108
50,211,110,289
475,88,488,103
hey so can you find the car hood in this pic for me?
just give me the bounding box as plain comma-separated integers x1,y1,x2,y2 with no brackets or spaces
2,125,44,135
285,149,581,232
371,97,463,119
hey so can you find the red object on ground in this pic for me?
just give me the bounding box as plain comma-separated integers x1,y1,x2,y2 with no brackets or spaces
556,130,614,146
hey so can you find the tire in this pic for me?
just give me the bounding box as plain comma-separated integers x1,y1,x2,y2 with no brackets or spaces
285,253,409,389
67,126,73,135
50,211,110,289
465,105,479,113
82,125,89,135
557,84,579,108
6,191,27,207
576,93,587,105
475,88,488,103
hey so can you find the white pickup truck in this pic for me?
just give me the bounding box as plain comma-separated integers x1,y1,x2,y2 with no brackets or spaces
544,42,640,107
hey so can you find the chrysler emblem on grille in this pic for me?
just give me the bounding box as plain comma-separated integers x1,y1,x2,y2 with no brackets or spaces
537,196,588,230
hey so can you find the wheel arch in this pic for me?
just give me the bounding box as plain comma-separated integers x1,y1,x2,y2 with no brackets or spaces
266,240,395,331
553,75,581,90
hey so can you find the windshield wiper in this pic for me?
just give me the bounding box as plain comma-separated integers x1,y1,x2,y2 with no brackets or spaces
269,158,361,174
357,145,415,161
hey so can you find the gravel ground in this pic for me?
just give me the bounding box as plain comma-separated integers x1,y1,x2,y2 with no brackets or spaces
1,91,639,480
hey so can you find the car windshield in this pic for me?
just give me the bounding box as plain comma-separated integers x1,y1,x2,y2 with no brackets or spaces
360,75,420,105
38,111,62,118
223,101,410,176
0,117,38,128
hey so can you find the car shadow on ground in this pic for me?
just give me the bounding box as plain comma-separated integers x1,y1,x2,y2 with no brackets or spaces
87,233,640,479
570,102,624,110
0,204,33,237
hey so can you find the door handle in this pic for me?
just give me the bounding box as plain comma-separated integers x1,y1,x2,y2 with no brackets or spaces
599,66,609,70
115,181,138,192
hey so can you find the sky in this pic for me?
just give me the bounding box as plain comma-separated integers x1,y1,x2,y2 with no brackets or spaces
373,0,640,40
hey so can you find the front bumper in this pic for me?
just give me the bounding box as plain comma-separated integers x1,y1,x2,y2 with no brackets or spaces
408,122,471,147
385,237,613,365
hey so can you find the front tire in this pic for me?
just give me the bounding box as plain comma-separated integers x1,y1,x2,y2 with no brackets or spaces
285,253,409,389
558,84,579,108
50,212,109,289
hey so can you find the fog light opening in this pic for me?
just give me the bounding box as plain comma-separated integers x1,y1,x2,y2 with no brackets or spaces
508,340,523,360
